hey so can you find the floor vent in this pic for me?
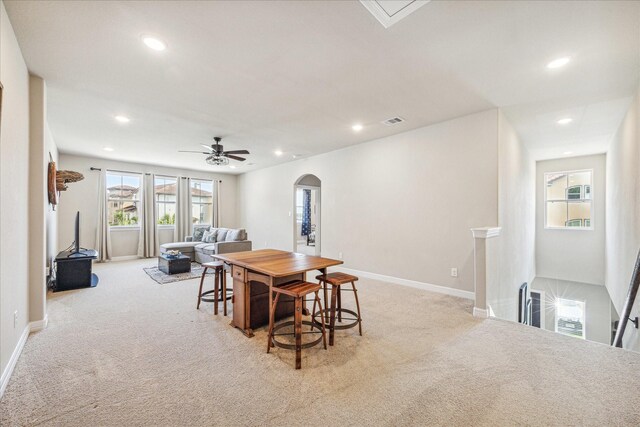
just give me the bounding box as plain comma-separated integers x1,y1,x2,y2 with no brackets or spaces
382,117,405,126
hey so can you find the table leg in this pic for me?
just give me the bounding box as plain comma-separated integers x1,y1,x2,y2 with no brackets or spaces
320,267,329,323
268,276,274,333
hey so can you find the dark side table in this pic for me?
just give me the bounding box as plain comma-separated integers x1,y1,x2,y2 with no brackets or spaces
158,253,191,275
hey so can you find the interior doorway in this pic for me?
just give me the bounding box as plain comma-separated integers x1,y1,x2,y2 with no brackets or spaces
293,174,321,256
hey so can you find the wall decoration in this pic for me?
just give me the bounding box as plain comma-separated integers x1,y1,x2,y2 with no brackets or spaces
48,161,58,206
55,170,84,192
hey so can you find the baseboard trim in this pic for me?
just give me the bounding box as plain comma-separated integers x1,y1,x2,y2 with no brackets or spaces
111,255,141,262
333,267,475,300
0,324,30,398
473,307,489,318
30,315,49,332
0,315,50,398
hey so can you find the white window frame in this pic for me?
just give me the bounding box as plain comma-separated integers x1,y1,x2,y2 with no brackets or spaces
554,298,586,340
155,175,177,228
190,178,214,226
544,168,594,231
106,171,142,229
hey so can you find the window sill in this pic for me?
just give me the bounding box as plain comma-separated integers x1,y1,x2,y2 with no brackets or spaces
158,225,175,230
110,226,140,232
544,226,594,231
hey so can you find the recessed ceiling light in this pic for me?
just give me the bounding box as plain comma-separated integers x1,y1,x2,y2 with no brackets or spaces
114,115,130,123
103,147,114,152
563,151,573,155
274,150,283,156
352,123,363,132
229,165,236,169
557,118,573,125
142,35,166,51
546,57,570,69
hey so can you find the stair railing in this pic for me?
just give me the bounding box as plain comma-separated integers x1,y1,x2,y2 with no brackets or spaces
612,249,640,348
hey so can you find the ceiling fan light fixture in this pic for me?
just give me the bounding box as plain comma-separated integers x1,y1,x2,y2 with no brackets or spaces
205,155,229,166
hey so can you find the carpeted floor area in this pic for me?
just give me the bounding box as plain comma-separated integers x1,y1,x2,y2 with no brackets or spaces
2,259,640,426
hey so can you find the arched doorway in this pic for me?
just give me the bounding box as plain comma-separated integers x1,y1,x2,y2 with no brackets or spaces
293,174,321,256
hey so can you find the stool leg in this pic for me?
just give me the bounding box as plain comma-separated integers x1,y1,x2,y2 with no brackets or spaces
337,285,342,322
295,296,303,369
213,269,219,315
197,267,208,309
310,293,317,331
352,281,363,336
315,291,327,350
329,284,338,346
322,280,329,324
266,292,281,353
223,270,228,316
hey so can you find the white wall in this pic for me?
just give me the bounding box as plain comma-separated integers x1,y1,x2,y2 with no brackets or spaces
45,124,59,269
27,75,50,324
491,111,536,321
532,277,612,345
57,154,238,258
536,154,606,285
606,88,640,351
237,110,499,293
0,0,31,387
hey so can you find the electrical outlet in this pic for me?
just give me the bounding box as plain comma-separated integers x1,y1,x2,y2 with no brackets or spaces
46,266,50,276
13,310,18,328
338,252,343,260
450,268,458,277
288,211,292,217
264,241,268,248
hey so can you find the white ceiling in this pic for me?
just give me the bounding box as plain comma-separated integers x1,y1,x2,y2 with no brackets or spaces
4,1,639,173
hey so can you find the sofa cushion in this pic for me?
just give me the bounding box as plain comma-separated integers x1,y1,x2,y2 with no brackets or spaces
160,242,198,253
225,228,247,242
216,228,229,242
196,244,217,255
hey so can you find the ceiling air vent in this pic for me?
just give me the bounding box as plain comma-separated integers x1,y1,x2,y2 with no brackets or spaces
382,117,405,126
360,1,431,29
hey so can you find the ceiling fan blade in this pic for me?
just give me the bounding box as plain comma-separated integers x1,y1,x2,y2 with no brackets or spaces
201,144,214,151
223,150,250,155
179,150,210,154
226,155,246,161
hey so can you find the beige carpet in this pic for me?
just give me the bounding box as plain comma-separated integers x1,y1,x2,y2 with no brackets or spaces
2,259,640,426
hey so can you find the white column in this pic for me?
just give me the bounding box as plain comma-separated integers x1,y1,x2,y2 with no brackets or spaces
471,227,501,318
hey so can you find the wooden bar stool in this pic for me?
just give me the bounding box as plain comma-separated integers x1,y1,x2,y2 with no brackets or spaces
267,281,327,369
197,261,231,316
312,272,362,346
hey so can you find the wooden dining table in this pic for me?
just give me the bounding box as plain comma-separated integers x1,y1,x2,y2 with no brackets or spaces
213,249,343,337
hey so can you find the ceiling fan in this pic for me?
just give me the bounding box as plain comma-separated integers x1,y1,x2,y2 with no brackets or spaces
179,137,250,166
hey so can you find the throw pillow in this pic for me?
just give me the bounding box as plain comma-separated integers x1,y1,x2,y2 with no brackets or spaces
192,227,206,242
216,228,229,242
225,228,246,242
203,229,218,243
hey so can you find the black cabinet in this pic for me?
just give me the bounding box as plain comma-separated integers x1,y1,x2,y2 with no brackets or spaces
54,249,98,292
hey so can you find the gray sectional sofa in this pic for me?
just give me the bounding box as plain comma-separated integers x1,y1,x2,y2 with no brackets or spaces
160,225,252,264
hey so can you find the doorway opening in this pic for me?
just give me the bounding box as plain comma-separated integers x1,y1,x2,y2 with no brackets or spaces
293,174,320,256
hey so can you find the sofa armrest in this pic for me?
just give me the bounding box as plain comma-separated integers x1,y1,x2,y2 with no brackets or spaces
185,236,193,242
215,241,252,255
